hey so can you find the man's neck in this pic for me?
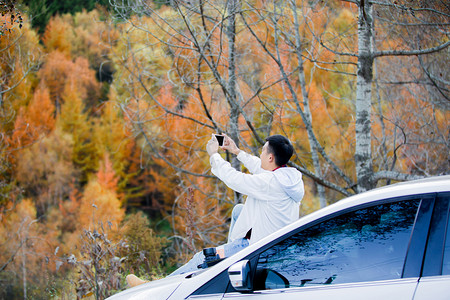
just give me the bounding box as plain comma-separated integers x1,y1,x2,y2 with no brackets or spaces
272,164,286,171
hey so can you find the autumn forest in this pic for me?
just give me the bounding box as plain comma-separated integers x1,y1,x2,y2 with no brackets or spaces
0,0,449,298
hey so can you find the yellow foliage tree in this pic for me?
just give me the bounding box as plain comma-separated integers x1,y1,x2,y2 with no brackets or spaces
117,211,168,278
42,15,74,57
57,79,100,181
78,158,125,231
95,100,147,205
15,128,77,215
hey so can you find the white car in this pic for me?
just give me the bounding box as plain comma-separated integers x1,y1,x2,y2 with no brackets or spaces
108,175,450,300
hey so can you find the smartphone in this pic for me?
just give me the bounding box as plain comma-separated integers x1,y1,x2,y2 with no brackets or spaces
215,134,224,146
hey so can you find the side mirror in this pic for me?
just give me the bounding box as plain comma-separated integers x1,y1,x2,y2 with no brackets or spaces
228,260,253,292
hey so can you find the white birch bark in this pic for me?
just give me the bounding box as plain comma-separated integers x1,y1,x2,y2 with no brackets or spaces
355,0,375,192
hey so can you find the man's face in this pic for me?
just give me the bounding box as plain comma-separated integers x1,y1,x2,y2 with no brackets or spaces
260,142,273,171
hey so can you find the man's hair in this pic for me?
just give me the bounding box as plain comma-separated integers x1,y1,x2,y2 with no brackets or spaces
265,135,294,167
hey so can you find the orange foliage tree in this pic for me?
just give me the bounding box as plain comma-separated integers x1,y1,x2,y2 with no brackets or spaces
38,51,101,111
9,86,55,152
114,78,231,254
78,156,125,231
41,15,74,57
0,15,42,206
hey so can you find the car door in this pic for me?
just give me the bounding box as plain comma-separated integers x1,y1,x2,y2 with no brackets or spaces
223,195,431,300
413,193,450,300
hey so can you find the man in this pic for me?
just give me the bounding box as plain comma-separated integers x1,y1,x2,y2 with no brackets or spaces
208,134,304,244
168,134,304,275
127,134,304,284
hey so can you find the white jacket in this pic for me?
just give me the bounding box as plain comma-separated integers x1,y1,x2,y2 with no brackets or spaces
210,151,304,244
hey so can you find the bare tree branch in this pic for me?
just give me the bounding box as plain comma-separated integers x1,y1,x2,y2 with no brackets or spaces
120,103,215,178
375,40,450,57
374,170,425,182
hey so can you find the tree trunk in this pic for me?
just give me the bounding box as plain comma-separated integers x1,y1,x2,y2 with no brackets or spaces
355,0,375,192
225,0,242,204
290,0,327,207
21,229,27,300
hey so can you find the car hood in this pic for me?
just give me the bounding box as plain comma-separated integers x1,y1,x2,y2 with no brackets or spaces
106,273,186,300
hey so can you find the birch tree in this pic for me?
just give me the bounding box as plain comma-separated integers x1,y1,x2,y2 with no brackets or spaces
237,0,448,193
245,0,448,195
341,0,448,191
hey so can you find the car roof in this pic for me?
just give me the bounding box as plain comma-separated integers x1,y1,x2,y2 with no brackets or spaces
288,175,450,235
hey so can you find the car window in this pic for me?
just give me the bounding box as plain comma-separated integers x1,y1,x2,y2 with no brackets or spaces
422,195,450,276
254,199,420,290
441,197,450,275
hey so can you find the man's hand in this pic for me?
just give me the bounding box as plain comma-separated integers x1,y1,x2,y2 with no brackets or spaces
221,134,240,155
206,135,219,156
